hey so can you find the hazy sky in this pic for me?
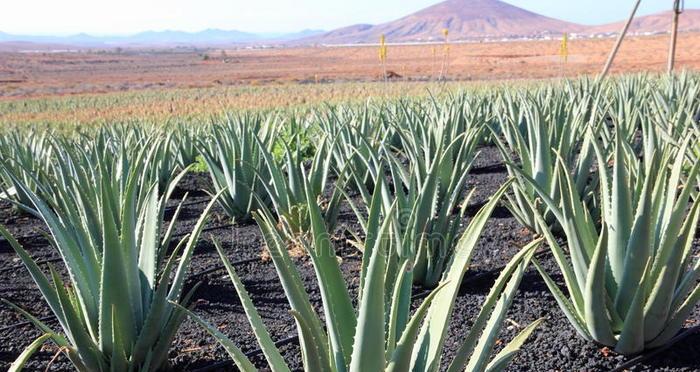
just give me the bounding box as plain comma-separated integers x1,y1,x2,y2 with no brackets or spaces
2,0,698,35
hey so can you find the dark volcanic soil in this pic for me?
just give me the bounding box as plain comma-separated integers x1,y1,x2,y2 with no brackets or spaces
1,145,699,371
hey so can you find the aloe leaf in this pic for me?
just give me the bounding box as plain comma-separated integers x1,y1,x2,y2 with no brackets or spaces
137,186,161,308
150,283,201,370
0,226,69,331
213,240,290,372
614,163,654,317
349,211,392,372
583,226,616,346
525,194,584,313
608,133,633,286
8,333,53,372
167,189,224,302
648,278,700,349
50,265,104,371
131,237,189,365
615,262,650,355
290,310,333,372
484,318,545,372
532,260,591,341
463,246,537,372
110,306,128,372
304,177,356,371
643,163,700,340
174,304,257,372
670,200,700,310
255,211,331,370
358,179,384,299
8,172,99,325
98,179,136,351
446,240,540,372
120,165,144,327
412,181,511,372
386,259,412,359
387,282,448,372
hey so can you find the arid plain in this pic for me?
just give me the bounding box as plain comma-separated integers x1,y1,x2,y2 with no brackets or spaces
1,32,699,126
1,32,700,98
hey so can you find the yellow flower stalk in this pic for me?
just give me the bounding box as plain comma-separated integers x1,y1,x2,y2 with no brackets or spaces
439,28,450,81
379,34,388,81
559,32,569,64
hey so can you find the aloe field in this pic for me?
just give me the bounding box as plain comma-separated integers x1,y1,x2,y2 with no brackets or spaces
1,73,700,371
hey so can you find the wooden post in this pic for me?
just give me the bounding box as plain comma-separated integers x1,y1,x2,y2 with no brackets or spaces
600,0,642,79
667,0,683,73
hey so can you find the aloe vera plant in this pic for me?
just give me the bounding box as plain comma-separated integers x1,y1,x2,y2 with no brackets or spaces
0,131,54,211
316,104,390,191
179,181,543,371
343,102,483,288
169,123,203,169
647,73,700,170
258,135,343,237
1,158,222,371
199,114,277,221
492,89,598,233
520,130,700,355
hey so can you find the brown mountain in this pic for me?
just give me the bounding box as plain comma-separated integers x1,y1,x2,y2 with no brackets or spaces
590,9,700,34
308,0,585,44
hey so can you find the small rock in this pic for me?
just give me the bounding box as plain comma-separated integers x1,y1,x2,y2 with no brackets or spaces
560,345,573,358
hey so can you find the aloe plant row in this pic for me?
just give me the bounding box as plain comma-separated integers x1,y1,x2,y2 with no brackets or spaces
0,131,54,211
492,90,598,233
180,181,543,372
199,114,278,221
2,73,700,371
257,134,344,238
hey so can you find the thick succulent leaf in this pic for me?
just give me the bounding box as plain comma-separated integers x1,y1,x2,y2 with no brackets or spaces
648,278,700,348
525,195,584,313
98,181,136,352
349,212,392,372
120,171,144,328
551,158,594,292
463,247,537,372
131,237,189,365
50,265,105,371
304,180,356,371
150,283,201,370
110,307,128,372
643,161,700,341
214,240,290,372
386,259,413,359
137,186,161,309
0,226,69,332
8,174,100,325
358,179,384,300
412,181,511,372
255,211,331,371
8,334,53,372
614,168,654,317
387,282,448,372
174,304,257,372
670,200,700,310
446,240,540,372
289,310,333,372
583,227,616,346
484,318,545,372
615,263,649,355
532,260,591,341
607,133,634,286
